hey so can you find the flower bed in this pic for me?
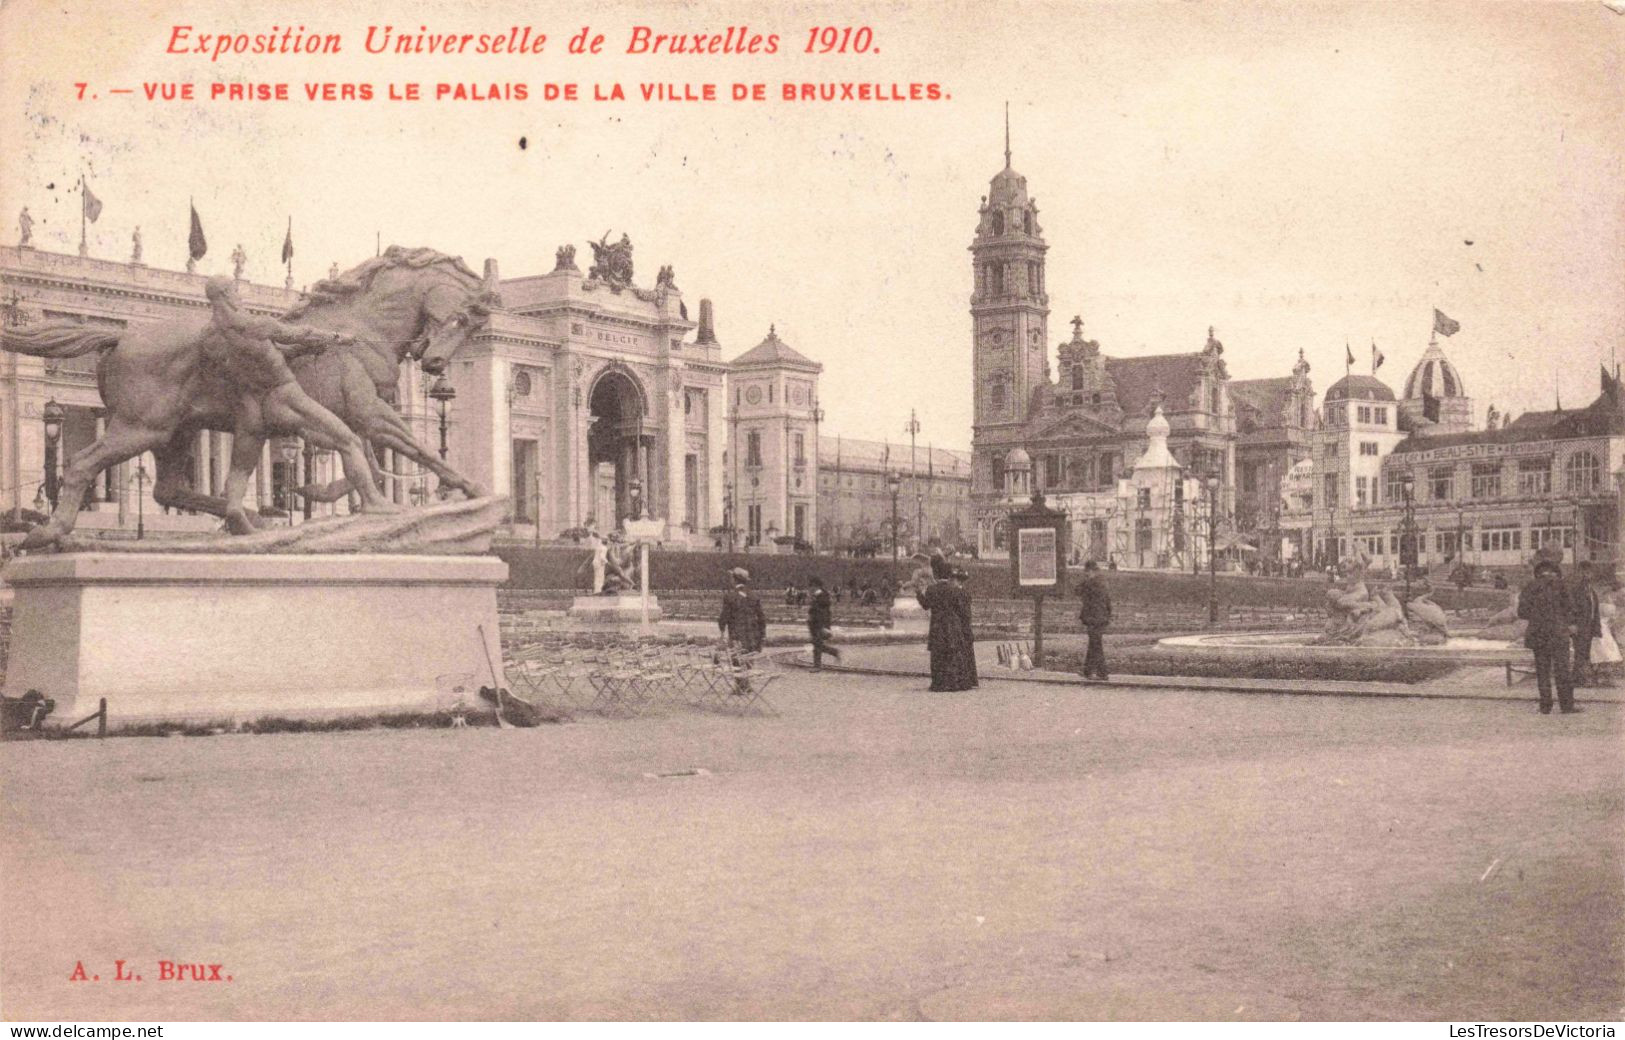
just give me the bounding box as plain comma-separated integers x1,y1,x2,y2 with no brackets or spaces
1045,644,1461,684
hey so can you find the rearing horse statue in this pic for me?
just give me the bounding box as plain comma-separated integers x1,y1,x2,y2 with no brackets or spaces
1,247,497,549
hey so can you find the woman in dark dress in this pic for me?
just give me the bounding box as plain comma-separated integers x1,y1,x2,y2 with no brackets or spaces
916,555,978,691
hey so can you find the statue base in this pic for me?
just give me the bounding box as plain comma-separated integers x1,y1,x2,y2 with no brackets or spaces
1,552,507,727
889,595,927,633
566,593,663,624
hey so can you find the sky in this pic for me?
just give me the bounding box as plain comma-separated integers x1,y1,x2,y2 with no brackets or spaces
2,0,1621,450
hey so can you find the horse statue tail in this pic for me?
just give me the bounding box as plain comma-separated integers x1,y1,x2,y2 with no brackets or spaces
1,320,121,359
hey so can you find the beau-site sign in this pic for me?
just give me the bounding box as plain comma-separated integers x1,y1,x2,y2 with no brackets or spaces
1007,492,1069,598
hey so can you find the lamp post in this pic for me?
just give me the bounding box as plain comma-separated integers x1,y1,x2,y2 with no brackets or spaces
428,376,456,462
627,475,643,522
1399,471,1416,616
133,459,147,539
1205,473,1221,625
41,398,65,511
887,469,902,568
302,442,316,519
723,478,735,553
812,398,824,550
279,439,300,526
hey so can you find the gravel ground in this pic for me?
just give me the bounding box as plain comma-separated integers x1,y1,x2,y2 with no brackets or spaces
2,670,1619,1021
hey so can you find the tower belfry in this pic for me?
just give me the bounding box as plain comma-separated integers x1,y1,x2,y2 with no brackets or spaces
970,109,1050,498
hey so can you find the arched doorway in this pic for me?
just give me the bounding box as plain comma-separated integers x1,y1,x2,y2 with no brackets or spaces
587,369,649,528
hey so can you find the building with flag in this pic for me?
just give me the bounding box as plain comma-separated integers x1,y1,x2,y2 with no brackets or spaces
966,137,1315,567
1276,322,1625,576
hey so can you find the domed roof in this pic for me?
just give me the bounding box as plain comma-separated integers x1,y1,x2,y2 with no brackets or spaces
1004,446,1032,470
988,164,1030,209
1325,374,1396,403
1404,342,1466,400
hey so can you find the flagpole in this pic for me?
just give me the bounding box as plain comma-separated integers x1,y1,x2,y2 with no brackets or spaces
79,175,87,258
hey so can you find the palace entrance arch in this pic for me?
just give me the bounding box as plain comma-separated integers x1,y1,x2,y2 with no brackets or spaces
587,368,654,528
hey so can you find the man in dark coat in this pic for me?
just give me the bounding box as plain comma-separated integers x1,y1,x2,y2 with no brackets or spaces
1518,558,1582,714
1566,561,1601,687
916,554,978,691
1077,560,1112,681
807,575,841,669
718,567,766,653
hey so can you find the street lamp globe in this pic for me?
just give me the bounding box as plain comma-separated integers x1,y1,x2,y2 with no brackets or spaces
42,399,65,444
427,376,457,406
887,471,902,495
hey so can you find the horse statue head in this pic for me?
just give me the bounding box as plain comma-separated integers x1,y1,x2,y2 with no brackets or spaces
285,246,498,378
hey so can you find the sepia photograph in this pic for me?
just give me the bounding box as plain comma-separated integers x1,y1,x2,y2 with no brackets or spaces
0,0,1620,1027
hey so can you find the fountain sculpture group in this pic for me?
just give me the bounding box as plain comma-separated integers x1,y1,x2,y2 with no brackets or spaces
1315,553,1451,647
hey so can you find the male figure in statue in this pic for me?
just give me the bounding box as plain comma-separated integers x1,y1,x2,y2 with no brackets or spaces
202,276,396,527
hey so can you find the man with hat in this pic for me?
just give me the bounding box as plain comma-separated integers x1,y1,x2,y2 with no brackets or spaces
806,575,841,670
718,567,766,653
1565,560,1602,686
1518,555,1582,714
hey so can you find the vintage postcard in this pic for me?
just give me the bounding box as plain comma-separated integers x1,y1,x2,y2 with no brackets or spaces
1,0,1620,1027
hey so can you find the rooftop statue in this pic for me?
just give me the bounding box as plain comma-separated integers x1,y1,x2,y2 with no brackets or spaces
587,231,634,289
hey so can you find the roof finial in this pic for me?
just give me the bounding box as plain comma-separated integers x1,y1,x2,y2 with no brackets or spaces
769,323,776,337
1004,102,1011,169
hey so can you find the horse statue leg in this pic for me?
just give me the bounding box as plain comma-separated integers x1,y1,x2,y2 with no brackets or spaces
150,430,234,521
361,401,487,498
20,418,173,550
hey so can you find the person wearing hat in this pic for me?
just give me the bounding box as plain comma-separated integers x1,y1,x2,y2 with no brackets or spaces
1518,557,1582,714
1077,560,1113,681
718,567,766,654
916,551,978,691
806,575,841,669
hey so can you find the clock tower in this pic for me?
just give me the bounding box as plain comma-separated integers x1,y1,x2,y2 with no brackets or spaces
970,114,1049,498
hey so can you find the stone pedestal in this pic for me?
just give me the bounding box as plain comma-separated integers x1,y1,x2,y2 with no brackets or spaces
2,553,507,726
566,593,663,624
890,594,928,633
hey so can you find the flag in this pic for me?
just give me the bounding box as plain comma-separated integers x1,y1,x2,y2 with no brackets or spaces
281,219,294,264
1371,341,1384,372
81,181,102,223
1422,391,1441,422
1433,309,1460,338
188,204,207,261
1344,342,1355,368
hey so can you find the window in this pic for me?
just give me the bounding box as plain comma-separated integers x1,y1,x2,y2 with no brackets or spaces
1071,366,1084,391
1098,454,1116,488
1323,473,1339,508
1566,451,1602,493
1044,456,1060,488
746,431,762,468
1435,531,1458,554
1135,517,1153,552
1385,471,1407,503
793,504,806,541
1023,211,1033,236
1357,405,1371,423
793,433,805,465
1374,407,1387,424
991,211,1005,236
1516,457,1550,496
990,457,1005,491
1471,463,1501,499
1531,525,1574,551
1355,476,1369,507
1240,462,1257,493
1136,487,1151,509
1209,385,1221,414
1479,527,1522,552
747,504,762,545
1360,442,1379,457
989,383,1006,412
1430,467,1453,501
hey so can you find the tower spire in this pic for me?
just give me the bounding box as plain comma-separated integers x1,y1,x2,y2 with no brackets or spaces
1004,102,1011,168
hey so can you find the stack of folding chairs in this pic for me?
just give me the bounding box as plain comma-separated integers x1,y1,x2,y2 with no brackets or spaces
503,635,780,718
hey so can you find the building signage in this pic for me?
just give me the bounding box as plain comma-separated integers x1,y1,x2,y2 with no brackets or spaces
1016,527,1059,587
1400,438,1600,464
593,328,641,347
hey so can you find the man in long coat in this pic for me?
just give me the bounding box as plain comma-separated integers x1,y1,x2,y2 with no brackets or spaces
1519,558,1582,714
806,575,841,669
1566,561,1601,686
1077,560,1112,680
916,554,978,691
718,567,766,653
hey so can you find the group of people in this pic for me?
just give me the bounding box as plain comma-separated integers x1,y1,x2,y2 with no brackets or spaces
1515,558,1617,714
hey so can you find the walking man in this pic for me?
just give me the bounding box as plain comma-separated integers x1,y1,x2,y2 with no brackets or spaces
1566,561,1601,687
1077,560,1112,681
807,575,841,669
1519,557,1582,714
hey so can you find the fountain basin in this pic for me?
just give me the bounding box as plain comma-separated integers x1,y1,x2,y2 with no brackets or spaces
1159,631,1530,664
